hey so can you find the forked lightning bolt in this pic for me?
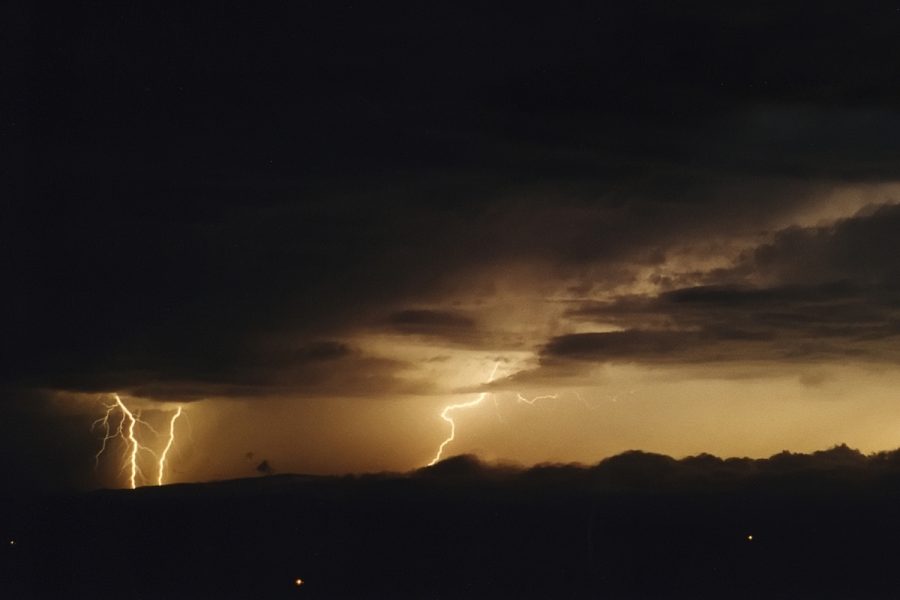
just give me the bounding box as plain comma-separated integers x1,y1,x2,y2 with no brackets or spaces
93,394,154,489
92,394,184,489
426,369,631,466
427,362,500,466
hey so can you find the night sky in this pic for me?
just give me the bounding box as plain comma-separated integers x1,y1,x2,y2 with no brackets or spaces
5,2,900,491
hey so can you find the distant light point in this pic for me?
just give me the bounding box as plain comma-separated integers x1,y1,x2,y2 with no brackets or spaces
747,534,753,541
9,539,15,546
294,578,304,587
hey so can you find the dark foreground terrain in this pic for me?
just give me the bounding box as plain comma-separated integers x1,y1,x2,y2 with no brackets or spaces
4,446,900,599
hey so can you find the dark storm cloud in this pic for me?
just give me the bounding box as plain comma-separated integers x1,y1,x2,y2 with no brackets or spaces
389,310,474,330
386,309,480,344
551,205,900,366
7,1,900,402
109,343,429,401
542,329,774,365
744,203,900,285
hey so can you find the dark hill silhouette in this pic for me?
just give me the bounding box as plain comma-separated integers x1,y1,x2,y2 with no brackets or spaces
4,445,900,598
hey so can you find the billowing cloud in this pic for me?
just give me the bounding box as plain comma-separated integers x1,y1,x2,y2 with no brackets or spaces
549,205,900,368
386,309,479,344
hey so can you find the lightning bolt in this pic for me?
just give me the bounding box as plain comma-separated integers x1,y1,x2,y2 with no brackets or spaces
427,362,501,466
92,394,184,489
425,377,637,466
516,392,558,405
157,406,183,486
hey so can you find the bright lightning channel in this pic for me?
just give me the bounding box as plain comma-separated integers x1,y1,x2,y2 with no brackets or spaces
92,394,184,489
427,362,500,466
516,392,558,405
426,368,634,467
157,406,183,486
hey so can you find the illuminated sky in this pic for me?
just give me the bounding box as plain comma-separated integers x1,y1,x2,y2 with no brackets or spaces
5,2,900,490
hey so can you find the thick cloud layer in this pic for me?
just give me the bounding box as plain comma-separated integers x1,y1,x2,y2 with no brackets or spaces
549,205,900,368
8,4,900,397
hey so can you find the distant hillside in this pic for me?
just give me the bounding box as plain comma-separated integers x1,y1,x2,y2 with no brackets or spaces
4,445,900,599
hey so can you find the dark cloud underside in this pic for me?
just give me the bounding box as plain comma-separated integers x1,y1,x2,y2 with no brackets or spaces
4,4,900,407
554,205,900,366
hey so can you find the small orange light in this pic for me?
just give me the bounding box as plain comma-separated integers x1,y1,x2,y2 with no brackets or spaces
294,578,304,587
